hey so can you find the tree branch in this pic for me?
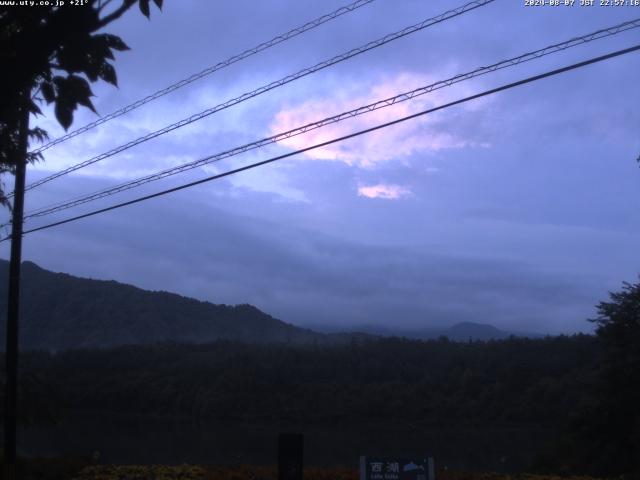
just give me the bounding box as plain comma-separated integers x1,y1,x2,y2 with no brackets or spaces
98,0,116,13
97,0,137,29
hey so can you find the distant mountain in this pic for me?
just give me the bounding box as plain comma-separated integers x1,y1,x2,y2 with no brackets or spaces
0,260,337,351
441,321,510,341
310,321,540,341
0,260,539,351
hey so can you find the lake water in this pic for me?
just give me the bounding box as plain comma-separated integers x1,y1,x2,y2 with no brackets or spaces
18,412,554,472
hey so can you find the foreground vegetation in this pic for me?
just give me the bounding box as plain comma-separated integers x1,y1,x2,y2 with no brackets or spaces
0,458,609,480
71,464,607,480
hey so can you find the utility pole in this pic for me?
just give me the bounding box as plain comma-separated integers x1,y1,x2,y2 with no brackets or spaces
3,91,30,479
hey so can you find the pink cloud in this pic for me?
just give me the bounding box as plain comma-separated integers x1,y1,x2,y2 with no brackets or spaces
357,183,412,200
270,72,483,167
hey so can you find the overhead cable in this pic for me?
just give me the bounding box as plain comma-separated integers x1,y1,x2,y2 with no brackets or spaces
22,17,640,221
8,43,638,241
17,0,495,196
29,0,377,155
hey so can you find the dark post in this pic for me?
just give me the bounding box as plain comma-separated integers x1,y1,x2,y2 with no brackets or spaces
3,92,30,478
278,433,304,480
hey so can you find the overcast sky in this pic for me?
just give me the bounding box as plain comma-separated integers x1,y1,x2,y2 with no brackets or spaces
2,0,639,334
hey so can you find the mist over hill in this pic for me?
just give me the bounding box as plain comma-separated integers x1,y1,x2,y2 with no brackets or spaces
0,260,538,351
311,321,542,342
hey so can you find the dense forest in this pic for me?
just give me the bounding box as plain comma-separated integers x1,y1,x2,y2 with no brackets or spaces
6,329,637,476
13,335,598,426
0,327,637,476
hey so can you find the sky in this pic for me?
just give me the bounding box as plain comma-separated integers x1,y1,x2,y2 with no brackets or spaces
1,0,639,334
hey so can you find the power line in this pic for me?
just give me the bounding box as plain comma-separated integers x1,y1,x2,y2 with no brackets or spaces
8,43,638,241
16,0,495,196
20,17,640,221
29,0,376,156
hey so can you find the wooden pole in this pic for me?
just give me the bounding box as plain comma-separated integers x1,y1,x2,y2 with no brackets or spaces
3,92,30,479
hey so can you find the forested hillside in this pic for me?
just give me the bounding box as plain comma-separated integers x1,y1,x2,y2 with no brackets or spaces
0,260,324,349
14,335,599,424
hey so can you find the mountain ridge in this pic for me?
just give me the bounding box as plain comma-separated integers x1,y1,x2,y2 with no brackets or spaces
0,259,540,350
0,259,329,350
308,320,543,341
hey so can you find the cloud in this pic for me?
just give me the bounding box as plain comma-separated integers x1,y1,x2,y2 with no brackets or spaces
269,72,487,167
357,183,411,200
7,0,637,340
223,161,310,203
5,185,612,335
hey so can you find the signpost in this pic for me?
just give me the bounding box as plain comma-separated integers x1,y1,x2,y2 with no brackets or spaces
278,433,304,480
359,457,435,480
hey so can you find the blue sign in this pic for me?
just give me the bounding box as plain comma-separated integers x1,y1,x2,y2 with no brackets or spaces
359,457,435,480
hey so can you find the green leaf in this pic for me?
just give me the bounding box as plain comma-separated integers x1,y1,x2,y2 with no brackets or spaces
139,0,150,18
67,75,97,114
54,100,73,130
84,70,99,82
77,96,97,114
83,57,101,82
99,33,130,52
98,62,117,87
27,151,44,164
41,81,55,104
28,127,49,143
86,34,115,61
52,75,66,90
65,75,93,97
57,43,87,74
28,101,42,116
51,75,97,127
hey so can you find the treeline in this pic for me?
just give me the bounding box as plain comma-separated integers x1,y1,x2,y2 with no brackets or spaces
11,335,600,426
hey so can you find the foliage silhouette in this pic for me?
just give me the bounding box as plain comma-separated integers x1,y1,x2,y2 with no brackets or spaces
587,279,640,476
533,279,640,477
0,0,163,206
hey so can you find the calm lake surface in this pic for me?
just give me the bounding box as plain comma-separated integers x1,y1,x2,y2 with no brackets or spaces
18,412,554,472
